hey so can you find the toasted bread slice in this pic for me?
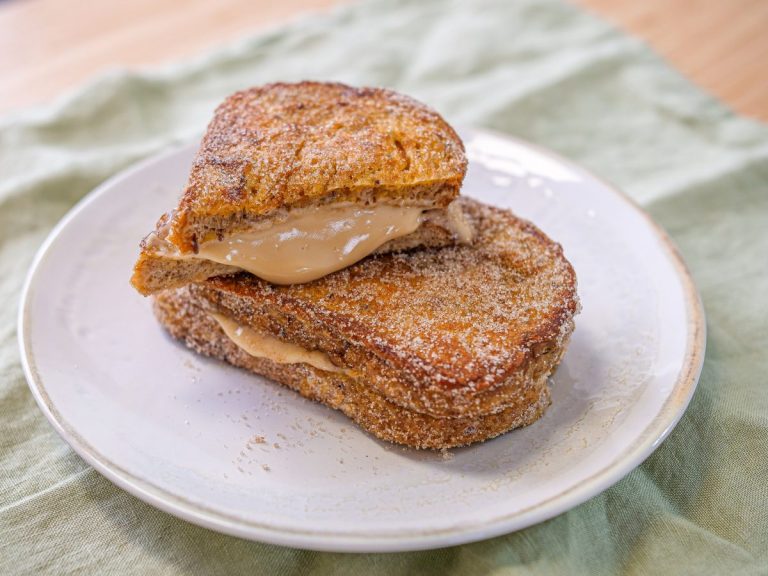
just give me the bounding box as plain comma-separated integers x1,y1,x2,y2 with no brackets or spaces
153,199,578,448
131,82,469,295
154,287,552,449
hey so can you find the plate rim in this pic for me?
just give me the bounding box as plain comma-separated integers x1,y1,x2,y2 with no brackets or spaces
17,128,706,552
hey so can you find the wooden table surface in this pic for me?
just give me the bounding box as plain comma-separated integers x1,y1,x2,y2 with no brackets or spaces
1,0,766,122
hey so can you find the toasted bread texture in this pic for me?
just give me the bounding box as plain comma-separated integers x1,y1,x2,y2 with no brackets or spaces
154,287,552,449
130,81,468,295
152,199,578,448
169,81,466,250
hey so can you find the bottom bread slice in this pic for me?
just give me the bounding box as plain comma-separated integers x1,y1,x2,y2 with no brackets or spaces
154,287,553,449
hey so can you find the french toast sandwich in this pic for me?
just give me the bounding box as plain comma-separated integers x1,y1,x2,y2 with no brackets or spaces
153,198,578,449
132,82,472,295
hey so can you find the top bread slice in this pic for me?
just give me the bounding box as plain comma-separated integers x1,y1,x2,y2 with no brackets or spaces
131,81,468,295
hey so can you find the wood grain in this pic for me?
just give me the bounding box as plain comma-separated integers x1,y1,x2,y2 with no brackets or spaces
0,0,344,115
1,0,766,121
578,0,768,121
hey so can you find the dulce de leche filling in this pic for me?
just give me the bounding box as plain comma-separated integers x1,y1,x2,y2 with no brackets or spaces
196,204,425,284
211,313,342,373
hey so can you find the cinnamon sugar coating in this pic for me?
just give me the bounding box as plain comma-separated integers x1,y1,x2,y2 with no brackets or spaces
154,288,552,449
152,199,578,447
167,81,467,250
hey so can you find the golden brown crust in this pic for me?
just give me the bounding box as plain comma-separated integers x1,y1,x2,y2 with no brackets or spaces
153,286,553,449
167,81,467,251
189,198,578,418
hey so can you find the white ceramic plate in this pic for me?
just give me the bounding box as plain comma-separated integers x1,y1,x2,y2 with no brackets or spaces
19,128,704,552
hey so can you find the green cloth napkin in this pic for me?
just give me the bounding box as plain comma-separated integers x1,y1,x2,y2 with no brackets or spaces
2,0,767,573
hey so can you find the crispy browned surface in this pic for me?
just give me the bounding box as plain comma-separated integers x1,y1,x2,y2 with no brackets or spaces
166,81,467,250
191,198,578,417
153,286,554,449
